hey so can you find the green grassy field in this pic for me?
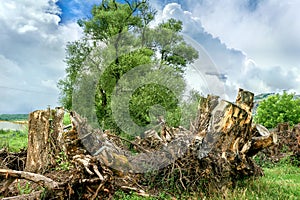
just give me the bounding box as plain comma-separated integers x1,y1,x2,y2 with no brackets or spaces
0,129,28,152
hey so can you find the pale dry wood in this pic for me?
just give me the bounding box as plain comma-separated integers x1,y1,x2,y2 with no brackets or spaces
90,176,108,200
120,186,150,197
0,169,61,189
25,109,51,173
25,107,65,173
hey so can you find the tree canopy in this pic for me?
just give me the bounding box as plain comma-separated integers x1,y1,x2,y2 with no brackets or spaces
58,0,199,134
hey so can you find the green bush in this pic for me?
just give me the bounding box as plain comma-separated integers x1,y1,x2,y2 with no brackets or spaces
254,92,300,128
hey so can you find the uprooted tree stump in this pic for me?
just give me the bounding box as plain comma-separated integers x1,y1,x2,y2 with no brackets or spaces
0,88,277,199
133,89,277,193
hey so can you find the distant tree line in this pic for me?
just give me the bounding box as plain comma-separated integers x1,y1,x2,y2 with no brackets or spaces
0,114,28,121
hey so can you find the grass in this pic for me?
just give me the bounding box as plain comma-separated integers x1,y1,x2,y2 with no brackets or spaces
0,129,28,152
225,165,300,200
113,164,300,200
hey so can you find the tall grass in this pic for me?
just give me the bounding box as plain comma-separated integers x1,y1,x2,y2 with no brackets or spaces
0,129,28,152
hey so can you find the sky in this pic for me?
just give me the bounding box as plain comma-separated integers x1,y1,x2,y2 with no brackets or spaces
0,0,300,114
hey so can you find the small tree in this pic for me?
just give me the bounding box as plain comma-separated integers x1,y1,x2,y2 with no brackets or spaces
254,92,300,128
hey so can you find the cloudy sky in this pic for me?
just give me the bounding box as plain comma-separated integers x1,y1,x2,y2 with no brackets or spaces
1,0,300,114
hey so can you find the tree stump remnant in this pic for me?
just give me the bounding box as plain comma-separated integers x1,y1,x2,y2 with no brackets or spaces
25,107,65,173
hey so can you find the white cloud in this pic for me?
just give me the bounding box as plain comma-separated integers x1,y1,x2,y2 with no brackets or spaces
186,0,300,69
0,0,82,113
2,0,300,113
157,2,300,100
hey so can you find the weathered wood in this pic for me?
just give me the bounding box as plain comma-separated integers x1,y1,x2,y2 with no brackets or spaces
0,169,61,189
247,124,277,156
277,122,290,132
235,88,254,114
51,107,65,153
25,109,51,173
25,107,65,173
186,88,277,191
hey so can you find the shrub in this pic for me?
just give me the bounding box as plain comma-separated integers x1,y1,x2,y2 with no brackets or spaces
254,92,300,128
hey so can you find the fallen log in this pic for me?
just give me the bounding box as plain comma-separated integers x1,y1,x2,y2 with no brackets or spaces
0,169,61,189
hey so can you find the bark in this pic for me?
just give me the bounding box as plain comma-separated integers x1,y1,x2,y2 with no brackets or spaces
25,109,51,173
0,169,61,189
188,88,277,191
25,107,65,173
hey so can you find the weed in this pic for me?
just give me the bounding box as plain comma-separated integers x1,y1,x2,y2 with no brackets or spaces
63,112,71,126
55,151,72,170
17,181,32,195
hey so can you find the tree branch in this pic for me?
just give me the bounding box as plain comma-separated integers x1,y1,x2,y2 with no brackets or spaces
0,169,62,189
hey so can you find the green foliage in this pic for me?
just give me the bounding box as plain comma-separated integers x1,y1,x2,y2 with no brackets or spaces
17,181,32,195
151,18,199,73
63,112,71,126
95,48,155,131
0,114,28,121
57,39,92,110
80,0,143,42
0,129,28,152
58,0,199,135
55,151,72,171
254,92,300,128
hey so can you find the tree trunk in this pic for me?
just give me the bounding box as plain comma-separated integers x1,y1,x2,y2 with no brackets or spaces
25,107,65,173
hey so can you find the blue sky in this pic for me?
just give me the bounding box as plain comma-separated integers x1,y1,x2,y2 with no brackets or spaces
56,0,97,23
0,0,300,113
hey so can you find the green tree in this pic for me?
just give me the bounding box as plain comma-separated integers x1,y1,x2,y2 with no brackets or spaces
254,92,300,128
57,39,92,110
58,0,199,133
151,18,199,73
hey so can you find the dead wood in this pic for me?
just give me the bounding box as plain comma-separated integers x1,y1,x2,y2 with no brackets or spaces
25,107,65,173
0,149,26,171
0,169,61,189
1,191,42,200
0,88,279,199
0,178,15,195
254,122,300,165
